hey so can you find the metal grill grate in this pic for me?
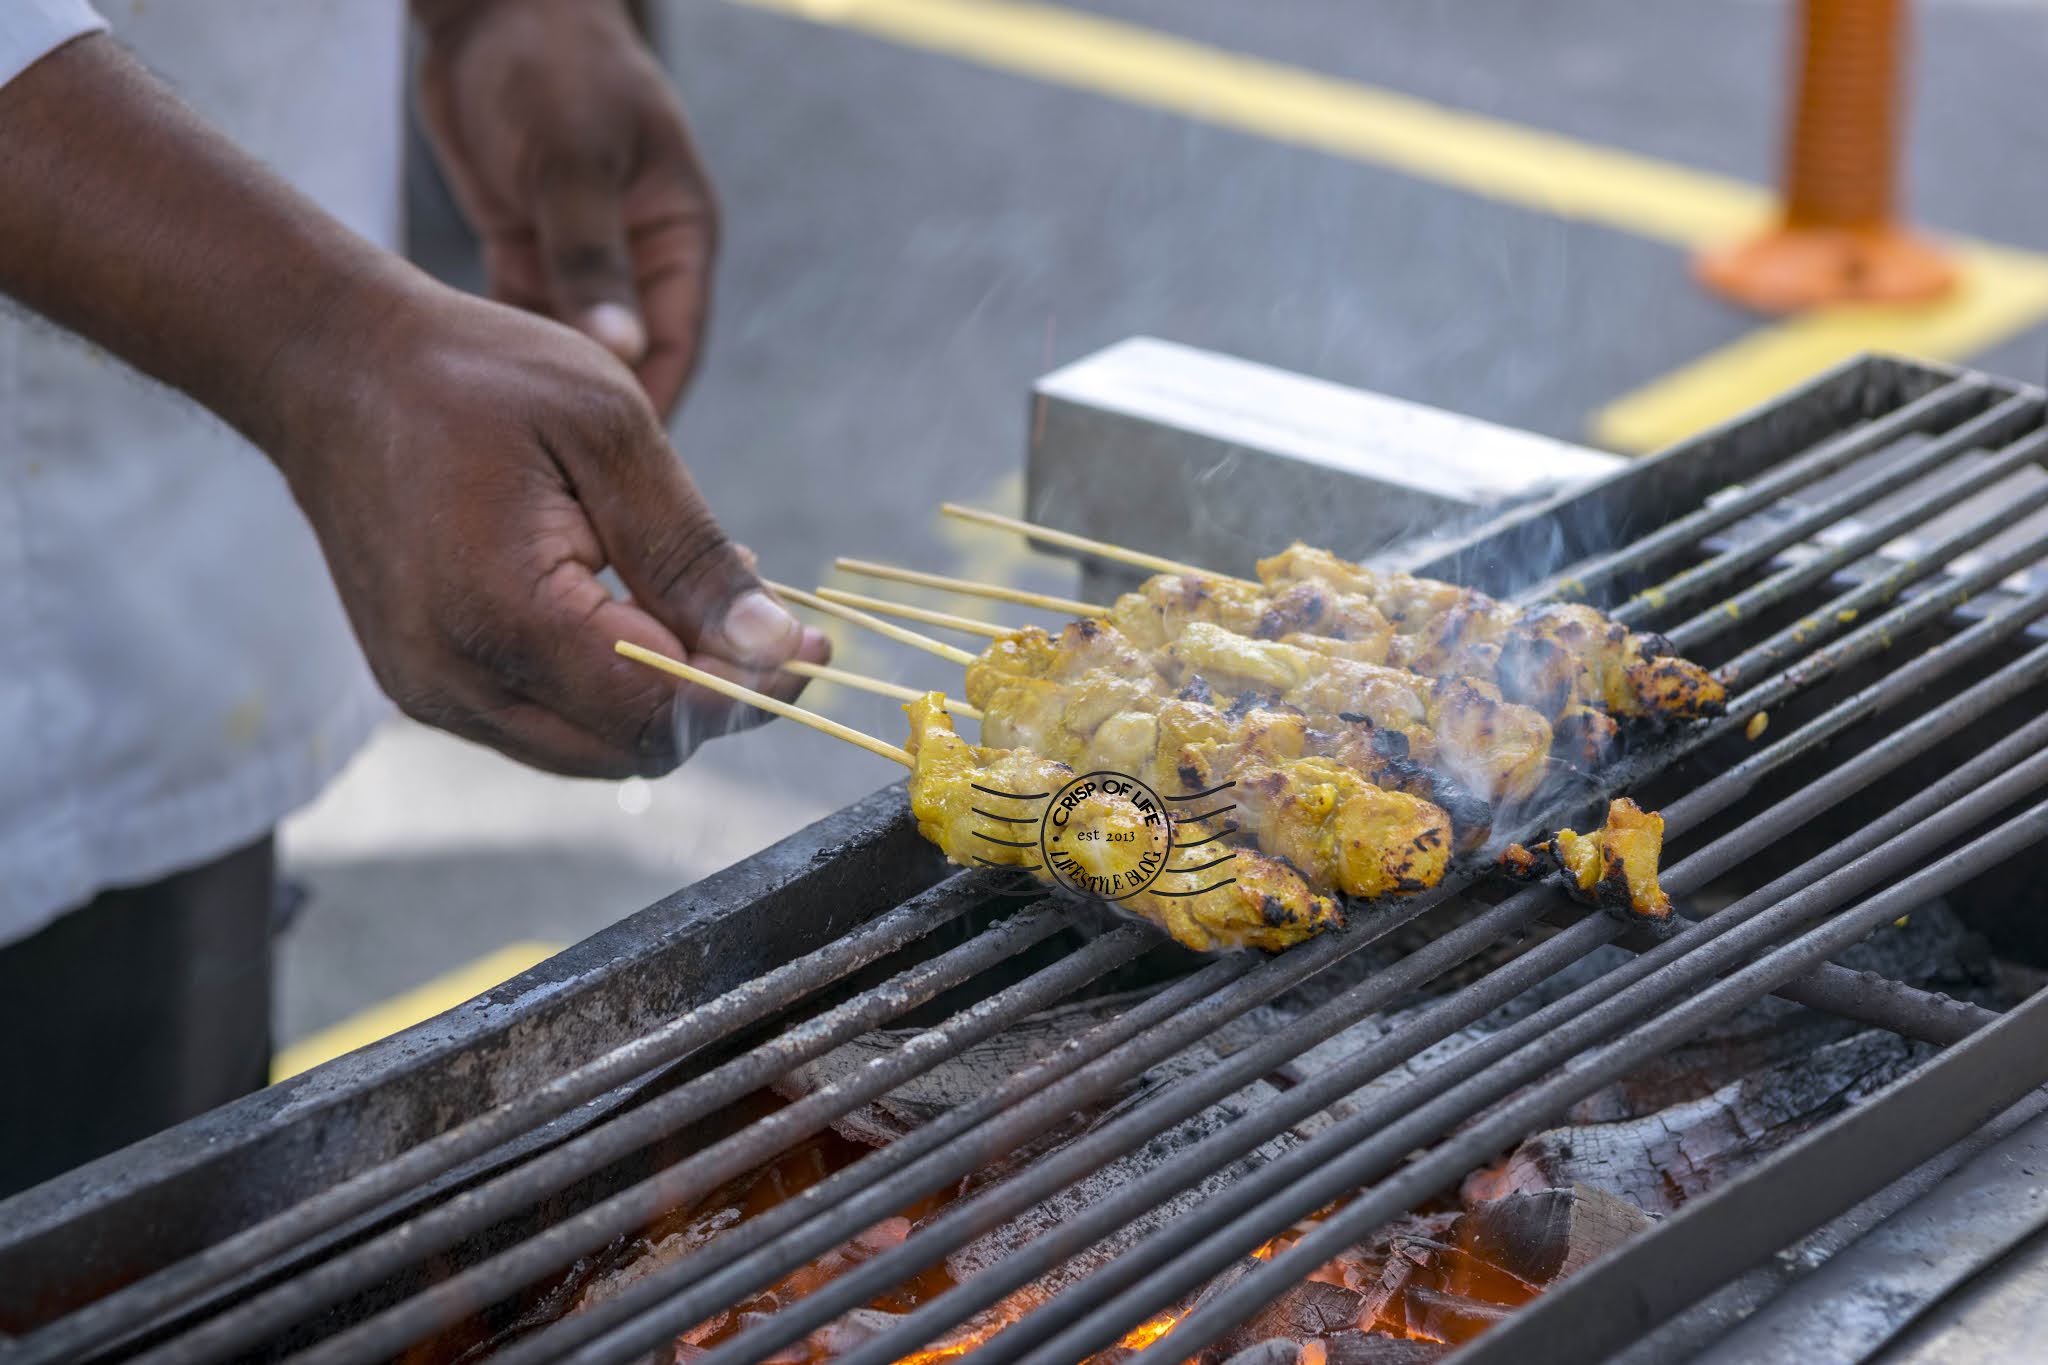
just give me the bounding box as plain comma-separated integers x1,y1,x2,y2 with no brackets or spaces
9,356,2048,1365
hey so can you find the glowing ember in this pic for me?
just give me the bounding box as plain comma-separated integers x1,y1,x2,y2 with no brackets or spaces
474,1094,1575,1365
1115,1312,1180,1351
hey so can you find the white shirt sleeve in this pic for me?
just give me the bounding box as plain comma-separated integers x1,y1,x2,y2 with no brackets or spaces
0,0,106,90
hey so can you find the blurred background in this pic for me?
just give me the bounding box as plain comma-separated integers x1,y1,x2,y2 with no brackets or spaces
272,0,2048,1070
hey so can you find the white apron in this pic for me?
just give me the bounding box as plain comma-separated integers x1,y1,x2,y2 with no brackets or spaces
0,1,402,944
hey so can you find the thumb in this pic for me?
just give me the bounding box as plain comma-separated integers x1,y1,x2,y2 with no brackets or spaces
585,430,806,670
532,167,647,364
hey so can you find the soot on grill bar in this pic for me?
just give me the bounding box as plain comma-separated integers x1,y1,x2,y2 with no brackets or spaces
457,899,2021,1365
9,355,2048,1365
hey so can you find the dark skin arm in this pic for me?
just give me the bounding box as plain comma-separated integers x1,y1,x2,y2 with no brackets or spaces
414,0,717,415
0,27,827,778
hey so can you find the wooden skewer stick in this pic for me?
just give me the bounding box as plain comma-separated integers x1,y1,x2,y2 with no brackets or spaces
815,587,1010,639
781,657,983,722
765,581,980,668
939,503,1250,585
834,557,1106,618
615,641,913,768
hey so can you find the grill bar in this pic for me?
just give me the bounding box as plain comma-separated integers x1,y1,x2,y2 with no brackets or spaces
590,892,1575,1365
490,956,1268,1365
1611,395,2040,625
1528,377,1992,602
1161,793,2048,1361
652,604,2048,1365
1665,427,2048,653
1727,543,2048,724
1052,790,2048,1364
1458,984,2048,1365
315,497,2048,1365
279,923,1169,1365
23,358,2048,1365
1764,961,1996,1045
878,651,2048,1365
11,875,995,1365
133,902,1081,1365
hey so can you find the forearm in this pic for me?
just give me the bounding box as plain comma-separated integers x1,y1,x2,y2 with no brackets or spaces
0,33,423,462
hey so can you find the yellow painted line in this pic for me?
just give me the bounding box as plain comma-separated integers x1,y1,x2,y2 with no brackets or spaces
270,940,562,1082
731,0,1770,250
1597,243,2048,452
726,0,2048,453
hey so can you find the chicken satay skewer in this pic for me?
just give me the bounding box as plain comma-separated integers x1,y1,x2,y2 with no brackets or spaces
834,558,1103,618
830,553,1711,739
939,502,1255,586
780,658,983,721
902,694,1342,951
932,509,1722,723
614,644,1342,951
813,586,1010,639
765,581,979,667
614,642,913,766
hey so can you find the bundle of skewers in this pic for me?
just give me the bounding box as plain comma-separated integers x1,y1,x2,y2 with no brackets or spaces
620,507,1723,954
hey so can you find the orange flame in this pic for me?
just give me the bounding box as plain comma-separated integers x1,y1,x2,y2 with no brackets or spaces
1116,1312,1180,1351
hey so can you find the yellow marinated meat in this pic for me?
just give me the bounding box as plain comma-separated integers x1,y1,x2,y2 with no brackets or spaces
1159,626,1549,806
902,694,1341,952
964,620,1539,820
1165,621,1319,694
1232,757,1451,899
1277,655,1431,732
964,627,1062,709
1110,574,1395,658
1107,573,1274,649
1145,846,1344,954
975,682,1455,901
1426,676,1553,806
1251,544,1726,721
1519,796,1672,920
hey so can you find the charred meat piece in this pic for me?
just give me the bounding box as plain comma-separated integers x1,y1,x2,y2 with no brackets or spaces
1501,797,1672,919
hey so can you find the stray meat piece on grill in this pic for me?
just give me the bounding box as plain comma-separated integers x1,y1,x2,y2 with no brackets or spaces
1501,797,1672,919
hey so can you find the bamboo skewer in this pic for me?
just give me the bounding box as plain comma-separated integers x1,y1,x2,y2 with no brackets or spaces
765,581,980,668
614,641,913,768
939,502,1249,585
834,557,1106,618
781,657,983,722
814,587,1011,640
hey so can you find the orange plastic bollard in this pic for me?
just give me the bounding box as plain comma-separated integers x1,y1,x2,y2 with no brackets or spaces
1696,0,1954,313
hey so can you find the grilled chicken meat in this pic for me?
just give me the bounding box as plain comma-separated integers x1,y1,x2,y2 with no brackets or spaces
1231,757,1451,899
972,673,1457,900
1162,622,1552,805
903,693,1342,952
965,617,1528,840
1252,545,1726,721
1502,796,1672,920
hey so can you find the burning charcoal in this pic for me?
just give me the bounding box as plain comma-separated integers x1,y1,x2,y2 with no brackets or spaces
1465,1031,1927,1215
1455,1184,1654,1286
1339,1212,1460,1325
1200,1277,1365,1362
1401,1286,1512,1344
775,998,1158,1147
805,1308,915,1355
1317,1332,1451,1365
1220,1339,1304,1365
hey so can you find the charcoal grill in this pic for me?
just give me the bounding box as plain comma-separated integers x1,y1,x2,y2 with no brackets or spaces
7,352,2048,1365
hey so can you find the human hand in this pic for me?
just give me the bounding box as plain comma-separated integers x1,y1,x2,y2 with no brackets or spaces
279,278,828,777
416,0,714,416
